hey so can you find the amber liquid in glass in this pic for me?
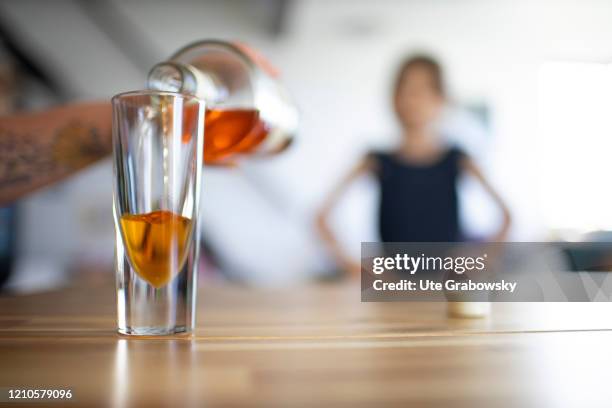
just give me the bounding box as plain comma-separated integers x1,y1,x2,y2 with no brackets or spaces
204,108,268,163
181,105,268,164
120,210,192,288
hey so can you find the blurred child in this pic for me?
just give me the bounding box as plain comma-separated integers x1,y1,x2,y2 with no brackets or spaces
316,55,511,277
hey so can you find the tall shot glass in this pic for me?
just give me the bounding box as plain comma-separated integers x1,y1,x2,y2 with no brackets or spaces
112,91,204,336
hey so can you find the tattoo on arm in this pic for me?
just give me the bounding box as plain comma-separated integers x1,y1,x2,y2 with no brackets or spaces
0,121,111,196
51,122,110,169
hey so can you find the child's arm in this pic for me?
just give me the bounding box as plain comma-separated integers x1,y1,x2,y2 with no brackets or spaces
460,156,512,241
316,155,376,277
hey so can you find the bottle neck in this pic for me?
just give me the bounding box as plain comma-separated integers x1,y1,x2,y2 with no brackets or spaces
147,62,222,103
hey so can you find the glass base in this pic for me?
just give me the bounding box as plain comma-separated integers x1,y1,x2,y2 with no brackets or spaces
118,325,191,336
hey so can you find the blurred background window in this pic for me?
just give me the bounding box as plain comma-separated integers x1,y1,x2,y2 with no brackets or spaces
537,62,612,235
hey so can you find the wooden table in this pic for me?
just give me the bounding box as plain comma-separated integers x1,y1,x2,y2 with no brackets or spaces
1,280,611,407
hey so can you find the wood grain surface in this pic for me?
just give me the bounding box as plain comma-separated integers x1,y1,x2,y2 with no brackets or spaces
0,279,611,407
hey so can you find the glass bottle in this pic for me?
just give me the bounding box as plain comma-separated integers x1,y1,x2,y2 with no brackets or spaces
147,40,298,165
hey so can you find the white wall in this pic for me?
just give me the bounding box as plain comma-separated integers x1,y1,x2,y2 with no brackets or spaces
2,0,612,287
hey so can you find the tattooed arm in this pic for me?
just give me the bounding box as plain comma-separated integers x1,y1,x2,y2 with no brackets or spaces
0,102,112,205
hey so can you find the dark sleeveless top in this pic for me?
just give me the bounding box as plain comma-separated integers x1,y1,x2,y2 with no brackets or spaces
370,147,464,242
